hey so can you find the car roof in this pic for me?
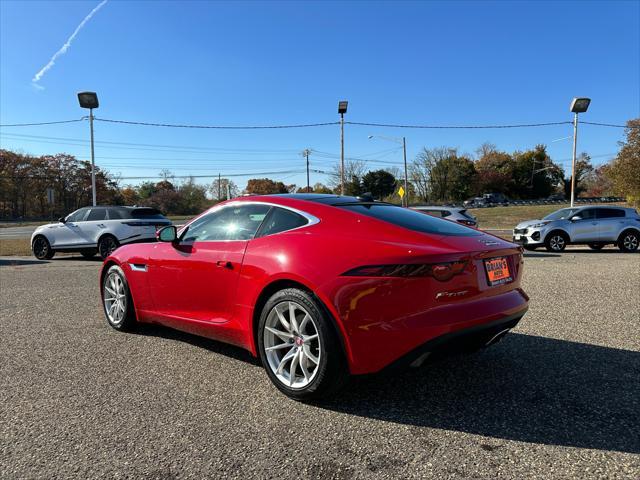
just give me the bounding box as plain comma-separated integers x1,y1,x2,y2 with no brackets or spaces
264,193,381,205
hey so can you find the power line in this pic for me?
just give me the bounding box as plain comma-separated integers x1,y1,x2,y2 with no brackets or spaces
581,121,636,128
0,118,85,127
345,121,574,129
94,117,340,129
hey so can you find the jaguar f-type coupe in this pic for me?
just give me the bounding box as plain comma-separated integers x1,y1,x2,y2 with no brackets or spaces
100,194,528,399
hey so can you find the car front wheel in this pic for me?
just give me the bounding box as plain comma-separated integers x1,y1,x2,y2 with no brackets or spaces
32,236,55,260
258,288,348,400
618,230,639,253
102,265,136,331
545,232,568,252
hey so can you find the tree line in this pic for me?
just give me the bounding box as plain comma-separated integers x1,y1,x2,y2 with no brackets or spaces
1,118,637,219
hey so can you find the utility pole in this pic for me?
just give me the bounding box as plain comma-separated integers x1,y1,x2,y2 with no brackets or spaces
570,113,578,207
89,108,96,206
302,149,311,192
338,101,348,195
569,97,591,207
402,137,408,207
218,173,222,201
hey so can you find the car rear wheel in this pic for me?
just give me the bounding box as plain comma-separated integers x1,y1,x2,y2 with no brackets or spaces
545,231,568,252
588,243,604,251
102,265,136,331
258,288,348,400
98,235,119,259
618,230,639,253
33,236,54,260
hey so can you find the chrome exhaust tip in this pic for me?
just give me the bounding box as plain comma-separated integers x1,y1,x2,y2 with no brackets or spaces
485,328,511,347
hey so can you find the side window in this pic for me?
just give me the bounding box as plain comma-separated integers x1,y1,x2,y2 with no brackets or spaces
86,208,107,221
67,208,88,223
596,208,625,219
257,207,309,237
579,209,597,220
183,204,271,242
107,208,125,220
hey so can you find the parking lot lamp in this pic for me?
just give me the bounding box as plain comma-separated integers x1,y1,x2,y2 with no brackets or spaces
338,101,348,195
77,92,99,206
569,97,590,207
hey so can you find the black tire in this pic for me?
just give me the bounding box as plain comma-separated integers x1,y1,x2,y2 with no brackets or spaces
98,235,120,259
101,264,137,331
618,230,639,253
32,235,55,260
588,243,604,251
257,288,348,400
545,231,568,252
81,249,98,259
523,245,537,251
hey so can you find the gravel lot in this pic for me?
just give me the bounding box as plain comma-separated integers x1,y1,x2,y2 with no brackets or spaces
1,249,639,479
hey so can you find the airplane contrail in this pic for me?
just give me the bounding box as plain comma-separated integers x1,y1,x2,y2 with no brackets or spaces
32,0,109,87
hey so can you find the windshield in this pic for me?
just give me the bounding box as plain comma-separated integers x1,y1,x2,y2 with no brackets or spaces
543,208,580,221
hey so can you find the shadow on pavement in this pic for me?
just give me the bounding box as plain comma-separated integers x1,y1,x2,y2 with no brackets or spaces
317,333,640,454
0,258,50,266
522,253,560,258
133,323,261,366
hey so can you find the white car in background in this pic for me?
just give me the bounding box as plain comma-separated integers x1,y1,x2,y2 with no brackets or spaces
512,206,640,253
31,206,171,260
411,206,478,227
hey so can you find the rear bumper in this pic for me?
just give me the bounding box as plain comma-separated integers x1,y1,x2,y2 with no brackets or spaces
342,288,529,374
381,310,526,372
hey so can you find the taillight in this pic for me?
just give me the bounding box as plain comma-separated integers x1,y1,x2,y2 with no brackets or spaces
342,260,468,281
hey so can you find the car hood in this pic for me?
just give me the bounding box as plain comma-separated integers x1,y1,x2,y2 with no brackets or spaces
32,222,62,234
514,219,552,229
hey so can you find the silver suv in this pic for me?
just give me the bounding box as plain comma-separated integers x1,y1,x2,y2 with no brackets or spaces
512,206,640,252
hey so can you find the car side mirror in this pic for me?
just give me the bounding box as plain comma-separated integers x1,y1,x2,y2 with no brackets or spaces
58,217,66,223
157,225,177,242
570,215,582,222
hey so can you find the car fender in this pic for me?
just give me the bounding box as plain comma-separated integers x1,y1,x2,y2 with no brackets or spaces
240,270,355,367
545,227,571,242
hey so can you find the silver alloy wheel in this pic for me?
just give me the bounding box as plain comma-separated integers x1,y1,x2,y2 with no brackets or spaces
263,301,321,389
103,272,127,326
549,235,565,251
623,234,638,250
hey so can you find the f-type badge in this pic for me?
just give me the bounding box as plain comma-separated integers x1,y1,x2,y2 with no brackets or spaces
436,290,469,300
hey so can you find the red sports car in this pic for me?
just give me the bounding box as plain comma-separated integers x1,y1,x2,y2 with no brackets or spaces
100,194,528,399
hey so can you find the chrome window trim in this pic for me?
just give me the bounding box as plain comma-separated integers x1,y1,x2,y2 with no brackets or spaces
177,201,320,243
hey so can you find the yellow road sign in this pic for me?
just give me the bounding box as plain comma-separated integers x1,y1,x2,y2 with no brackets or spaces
398,186,405,198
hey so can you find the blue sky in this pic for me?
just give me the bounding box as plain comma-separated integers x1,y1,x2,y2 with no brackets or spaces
1,0,639,190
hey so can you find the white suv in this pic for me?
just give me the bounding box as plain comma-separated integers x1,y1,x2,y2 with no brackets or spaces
513,206,640,253
31,206,171,260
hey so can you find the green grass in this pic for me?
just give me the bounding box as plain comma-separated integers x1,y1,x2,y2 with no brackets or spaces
0,238,32,256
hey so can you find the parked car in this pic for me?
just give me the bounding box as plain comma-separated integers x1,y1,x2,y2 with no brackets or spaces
512,206,640,252
411,206,478,227
100,194,529,400
482,192,509,205
463,197,487,208
31,206,171,260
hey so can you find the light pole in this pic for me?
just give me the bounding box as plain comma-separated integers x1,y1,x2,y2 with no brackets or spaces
338,101,348,195
301,149,312,192
569,97,590,207
368,134,409,207
77,91,99,206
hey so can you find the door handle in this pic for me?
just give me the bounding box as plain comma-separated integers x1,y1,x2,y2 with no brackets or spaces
216,261,233,269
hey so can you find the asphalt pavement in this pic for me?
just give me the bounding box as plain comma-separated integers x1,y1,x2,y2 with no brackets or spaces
0,250,639,479
0,226,38,240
